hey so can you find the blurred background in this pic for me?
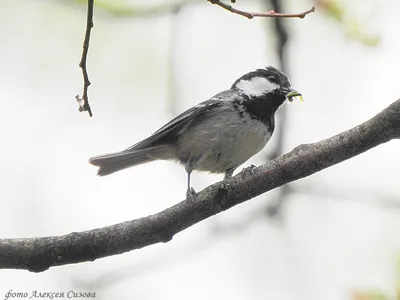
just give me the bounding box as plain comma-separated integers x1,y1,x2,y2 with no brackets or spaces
0,0,400,299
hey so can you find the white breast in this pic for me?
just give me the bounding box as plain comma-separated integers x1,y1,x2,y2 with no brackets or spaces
177,108,272,174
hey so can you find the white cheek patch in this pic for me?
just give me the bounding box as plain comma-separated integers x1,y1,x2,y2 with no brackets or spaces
235,77,279,97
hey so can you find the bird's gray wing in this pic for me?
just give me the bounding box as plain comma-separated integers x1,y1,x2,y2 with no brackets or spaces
124,94,230,152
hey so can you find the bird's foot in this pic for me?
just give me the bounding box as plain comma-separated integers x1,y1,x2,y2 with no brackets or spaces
186,187,197,203
240,164,257,179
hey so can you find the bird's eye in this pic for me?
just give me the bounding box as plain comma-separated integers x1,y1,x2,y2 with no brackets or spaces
268,76,277,82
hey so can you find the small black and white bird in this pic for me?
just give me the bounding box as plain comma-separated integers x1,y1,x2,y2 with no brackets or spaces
89,66,301,199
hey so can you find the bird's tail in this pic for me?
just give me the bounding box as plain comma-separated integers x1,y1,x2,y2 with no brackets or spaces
89,146,170,176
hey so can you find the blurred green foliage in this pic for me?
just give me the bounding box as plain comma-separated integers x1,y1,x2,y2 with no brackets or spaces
73,0,193,17
350,254,400,300
316,0,380,47
73,0,379,46
352,291,389,300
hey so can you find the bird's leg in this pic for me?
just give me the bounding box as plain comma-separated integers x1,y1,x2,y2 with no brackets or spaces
185,167,197,202
224,167,236,180
240,164,257,179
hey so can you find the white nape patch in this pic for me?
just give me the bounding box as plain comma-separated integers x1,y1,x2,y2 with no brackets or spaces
235,76,279,97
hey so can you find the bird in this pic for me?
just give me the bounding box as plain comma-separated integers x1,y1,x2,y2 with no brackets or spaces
89,66,302,200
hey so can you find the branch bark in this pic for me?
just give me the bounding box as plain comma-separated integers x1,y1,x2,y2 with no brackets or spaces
1,99,400,272
75,0,94,117
207,1,315,19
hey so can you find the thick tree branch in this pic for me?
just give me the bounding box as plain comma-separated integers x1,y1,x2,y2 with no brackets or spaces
75,0,94,117
207,0,315,19
1,99,400,272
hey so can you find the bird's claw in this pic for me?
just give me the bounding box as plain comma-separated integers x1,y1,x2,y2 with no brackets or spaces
240,164,257,179
186,187,197,203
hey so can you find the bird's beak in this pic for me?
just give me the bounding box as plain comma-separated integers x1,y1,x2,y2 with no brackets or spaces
285,88,303,102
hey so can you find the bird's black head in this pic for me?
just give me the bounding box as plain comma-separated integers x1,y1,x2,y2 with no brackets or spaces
232,66,301,114
230,66,301,128
232,66,297,98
